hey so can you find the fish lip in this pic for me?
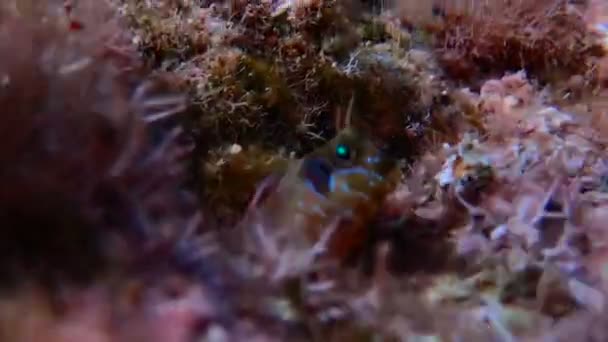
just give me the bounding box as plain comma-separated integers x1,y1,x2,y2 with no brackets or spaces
301,157,334,195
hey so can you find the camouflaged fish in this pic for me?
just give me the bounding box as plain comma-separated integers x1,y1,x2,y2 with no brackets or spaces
233,99,400,263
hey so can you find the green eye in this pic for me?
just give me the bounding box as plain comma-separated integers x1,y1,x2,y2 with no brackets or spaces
335,143,350,160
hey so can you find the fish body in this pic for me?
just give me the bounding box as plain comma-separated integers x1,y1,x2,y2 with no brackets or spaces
240,127,399,261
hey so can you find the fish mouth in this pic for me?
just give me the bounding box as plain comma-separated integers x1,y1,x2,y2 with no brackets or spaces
301,157,334,195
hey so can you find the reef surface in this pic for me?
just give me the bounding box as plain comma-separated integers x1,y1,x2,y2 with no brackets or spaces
1,0,608,341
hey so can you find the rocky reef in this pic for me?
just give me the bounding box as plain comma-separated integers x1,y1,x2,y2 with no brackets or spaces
2,0,608,341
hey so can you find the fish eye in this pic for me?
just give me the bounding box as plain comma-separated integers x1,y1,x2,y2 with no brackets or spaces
335,143,351,160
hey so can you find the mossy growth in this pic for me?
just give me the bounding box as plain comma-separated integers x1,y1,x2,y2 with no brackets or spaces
399,0,606,87
203,145,290,225
121,0,441,150
119,0,210,67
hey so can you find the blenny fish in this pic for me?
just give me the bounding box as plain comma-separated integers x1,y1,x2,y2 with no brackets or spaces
232,102,400,263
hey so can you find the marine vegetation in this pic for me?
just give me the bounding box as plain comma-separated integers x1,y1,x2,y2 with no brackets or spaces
3,0,608,341
394,0,606,86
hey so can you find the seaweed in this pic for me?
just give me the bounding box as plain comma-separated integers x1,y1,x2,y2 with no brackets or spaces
5,0,608,341
395,0,606,87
